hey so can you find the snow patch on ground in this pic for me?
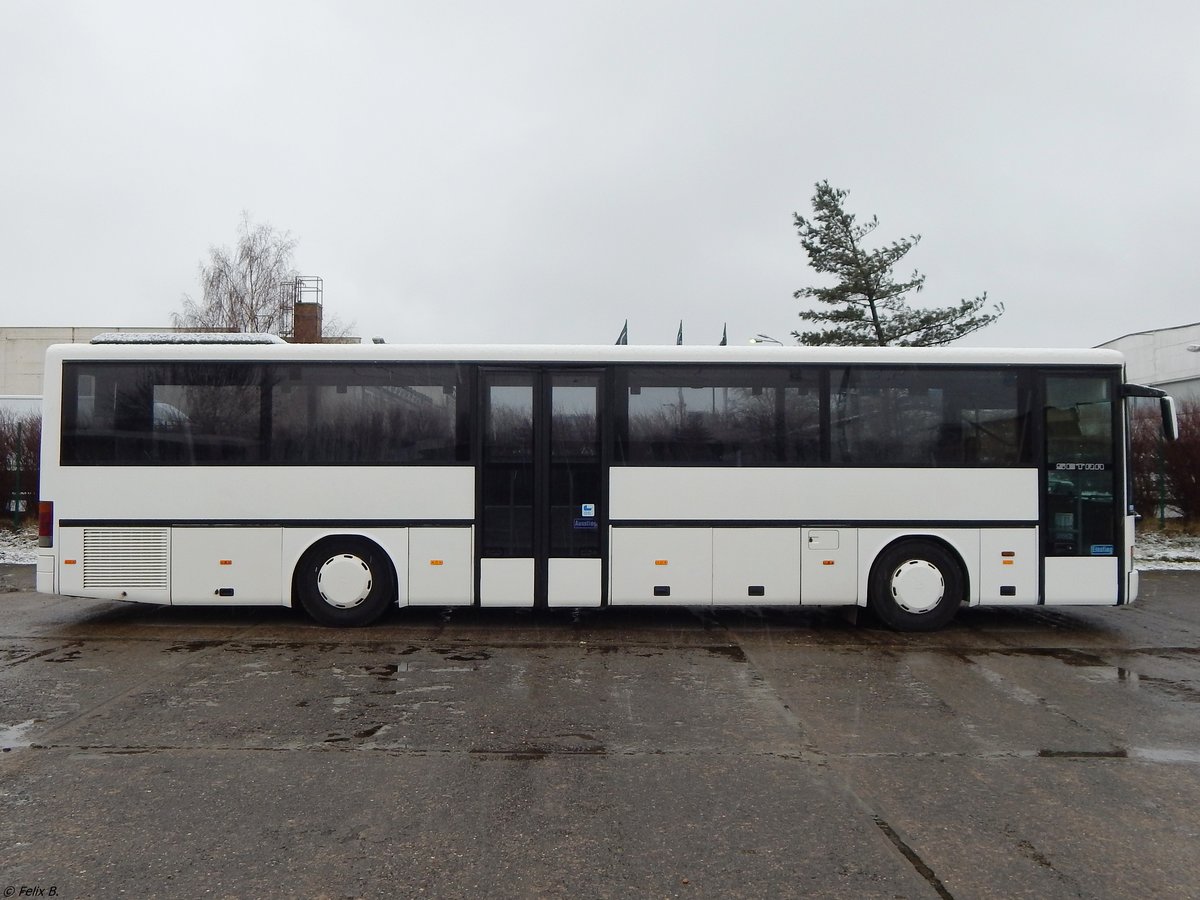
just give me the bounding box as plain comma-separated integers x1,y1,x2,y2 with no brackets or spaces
0,526,36,565
1133,530,1200,570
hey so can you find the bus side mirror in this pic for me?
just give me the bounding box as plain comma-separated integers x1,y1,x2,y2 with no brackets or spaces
1123,383,1180,442
1162,396,1179,441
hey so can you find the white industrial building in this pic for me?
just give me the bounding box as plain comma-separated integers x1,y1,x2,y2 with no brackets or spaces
1,326,172,416
1097,322,1200,401
1,300,349,417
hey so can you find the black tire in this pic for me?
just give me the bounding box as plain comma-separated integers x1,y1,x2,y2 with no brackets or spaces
868,540,964,632
295,538,395,627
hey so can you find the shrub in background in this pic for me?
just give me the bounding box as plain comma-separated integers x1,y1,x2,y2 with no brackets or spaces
1162,398,1200,521
0,411,40,527
1131,397,1200,526
1129,403,1165,519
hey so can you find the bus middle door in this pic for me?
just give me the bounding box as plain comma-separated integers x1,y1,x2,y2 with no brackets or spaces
479,369,604,608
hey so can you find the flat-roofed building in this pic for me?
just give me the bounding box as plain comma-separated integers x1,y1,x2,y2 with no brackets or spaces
2,327,175,416
1098,322,1200,401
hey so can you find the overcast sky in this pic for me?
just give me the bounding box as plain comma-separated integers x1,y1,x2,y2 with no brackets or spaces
3,1,1198,348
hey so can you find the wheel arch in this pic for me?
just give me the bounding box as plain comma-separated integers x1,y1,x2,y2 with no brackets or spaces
284,529,406,609
861,531,974,608
289,533,400,610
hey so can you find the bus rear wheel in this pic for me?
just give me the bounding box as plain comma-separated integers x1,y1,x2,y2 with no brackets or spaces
869,540,963,632
296,538,394,627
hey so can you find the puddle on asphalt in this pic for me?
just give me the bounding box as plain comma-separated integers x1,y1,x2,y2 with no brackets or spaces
469,732,607,760
705,644,747,662
968,648,1170,691
362,663,407,678
161,640,228,654
0,718,40,749
1038,748,1128,758
1037,747,1200,763
1129,747,1200,763
441,650,490,661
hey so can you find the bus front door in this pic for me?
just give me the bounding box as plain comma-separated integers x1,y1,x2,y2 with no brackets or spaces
479,369,604,607
1042,374,1120,604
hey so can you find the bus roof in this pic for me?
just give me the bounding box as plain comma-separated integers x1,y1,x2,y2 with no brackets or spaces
45,341,1126,368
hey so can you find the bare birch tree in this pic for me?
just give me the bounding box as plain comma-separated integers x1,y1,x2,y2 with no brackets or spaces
174,212,298,333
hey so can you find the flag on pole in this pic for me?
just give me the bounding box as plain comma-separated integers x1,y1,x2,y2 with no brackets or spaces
615,320,628,345
676,321,683,345
719,324,727,346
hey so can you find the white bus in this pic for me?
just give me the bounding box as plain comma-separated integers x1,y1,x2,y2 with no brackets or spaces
36,336,1177,630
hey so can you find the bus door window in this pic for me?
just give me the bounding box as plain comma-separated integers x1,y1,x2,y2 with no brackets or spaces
1044,376,1116,556
481,375,535,558
550,374,601,559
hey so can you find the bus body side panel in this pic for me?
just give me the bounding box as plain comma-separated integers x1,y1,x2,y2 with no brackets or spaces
173,527,283,605
547,558,603,607
608,526,807,606
712,528,801,605
479,557,535,607
610,467,1038,608
800,528,858,605
408,527,473,606
609,467,1038,523
610,527,713,605
1043,557,1119,605
48,466,474,525
48,466,474,607
976,528,1040,605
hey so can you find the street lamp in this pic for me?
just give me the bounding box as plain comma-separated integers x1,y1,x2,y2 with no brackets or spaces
750,334,783,346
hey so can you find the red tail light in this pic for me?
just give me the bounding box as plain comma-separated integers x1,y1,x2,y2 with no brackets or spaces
38,501,53,548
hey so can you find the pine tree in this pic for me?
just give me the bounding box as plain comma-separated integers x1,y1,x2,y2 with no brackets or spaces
792,181,1003,346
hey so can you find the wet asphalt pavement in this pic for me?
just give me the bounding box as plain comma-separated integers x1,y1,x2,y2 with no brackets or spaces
2,566,1199,899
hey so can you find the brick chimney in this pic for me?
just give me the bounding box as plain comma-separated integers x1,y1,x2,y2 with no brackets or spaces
293,300,323,344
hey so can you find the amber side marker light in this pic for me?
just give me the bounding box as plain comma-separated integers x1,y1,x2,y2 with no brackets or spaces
38,501,53,548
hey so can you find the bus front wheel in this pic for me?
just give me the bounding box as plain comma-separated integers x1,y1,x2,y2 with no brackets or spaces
868,540,964,632
296,538,394,627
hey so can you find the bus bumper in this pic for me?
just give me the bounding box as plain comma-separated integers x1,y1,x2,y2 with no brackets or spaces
36,552,55,594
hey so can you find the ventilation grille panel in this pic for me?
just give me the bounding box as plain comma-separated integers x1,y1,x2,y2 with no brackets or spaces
83,528,169,590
